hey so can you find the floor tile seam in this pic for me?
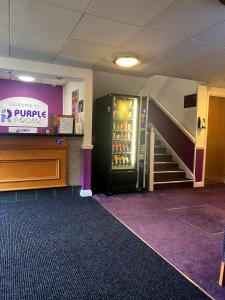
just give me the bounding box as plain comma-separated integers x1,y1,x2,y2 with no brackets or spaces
168,213,218,237
164,204,209,211
209,231,224,236
206,203,225,212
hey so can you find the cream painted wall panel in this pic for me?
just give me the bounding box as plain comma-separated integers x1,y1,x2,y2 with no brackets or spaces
63,81,84,114
63,80,85,132
67,137,82,186
196,85,208,148
63,82,85,186
139,75,200,137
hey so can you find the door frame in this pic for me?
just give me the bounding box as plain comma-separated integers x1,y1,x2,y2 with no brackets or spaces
200,87,225,185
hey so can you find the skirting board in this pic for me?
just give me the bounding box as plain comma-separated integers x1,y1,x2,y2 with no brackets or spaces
80,189,92,197
194,182,204,188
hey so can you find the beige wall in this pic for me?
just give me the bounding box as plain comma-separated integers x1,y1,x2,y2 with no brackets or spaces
93,70,147,100
63,82,85,186
67,137,82,186
63,81,85,131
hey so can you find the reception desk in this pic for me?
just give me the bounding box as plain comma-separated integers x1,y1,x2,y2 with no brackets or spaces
0,134,83,191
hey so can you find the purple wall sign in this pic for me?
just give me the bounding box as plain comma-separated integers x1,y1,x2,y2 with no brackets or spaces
195,149,204,182
0,79,63,133
149,100,195,172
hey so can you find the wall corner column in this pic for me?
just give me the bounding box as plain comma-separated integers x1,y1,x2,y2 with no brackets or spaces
80,69,93,197
80,144,93,197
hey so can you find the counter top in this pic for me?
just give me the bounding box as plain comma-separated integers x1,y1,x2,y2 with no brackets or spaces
0,133,84,137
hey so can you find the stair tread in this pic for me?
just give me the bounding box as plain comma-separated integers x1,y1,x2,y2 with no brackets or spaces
154,179,193,184
154,161,178,164
154,170,184,173
154,146,166,149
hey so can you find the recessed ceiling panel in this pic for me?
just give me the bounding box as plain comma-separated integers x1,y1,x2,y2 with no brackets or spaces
71,15,139,47
62,39,116,60
11,0,82,38
194,21,225,46
10,47,56,63
123,28,184,54
0,45,9,57
196,49,225,68
38,0,92,11
162,61,220,82
164,39,224,61
88,0,175,26
0,0,9,52
147,0,225,37
54,54,97,67
11,29,67,53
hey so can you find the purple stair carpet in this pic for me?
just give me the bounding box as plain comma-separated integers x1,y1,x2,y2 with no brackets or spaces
94,185,225,300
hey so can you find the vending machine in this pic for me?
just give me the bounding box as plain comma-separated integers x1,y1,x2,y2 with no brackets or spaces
92,94,148,195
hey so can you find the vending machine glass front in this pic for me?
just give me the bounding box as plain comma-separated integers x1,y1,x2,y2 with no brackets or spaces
111,96,138,170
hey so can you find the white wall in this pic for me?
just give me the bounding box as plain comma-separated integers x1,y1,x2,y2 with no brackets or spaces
93,70,147,100
139,75,200,137
63,81,85,129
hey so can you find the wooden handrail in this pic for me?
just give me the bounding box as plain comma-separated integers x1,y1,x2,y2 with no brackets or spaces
149,95,196,143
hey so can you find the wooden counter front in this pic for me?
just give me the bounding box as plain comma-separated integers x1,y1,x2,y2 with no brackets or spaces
0,136,68,191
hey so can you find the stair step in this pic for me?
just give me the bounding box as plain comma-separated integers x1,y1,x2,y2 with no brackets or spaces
154,154,173,162
154,170,186,181
154,146,167,154
154,170,184,173
154,162,179,171
154,179,192,184
154,180,193,190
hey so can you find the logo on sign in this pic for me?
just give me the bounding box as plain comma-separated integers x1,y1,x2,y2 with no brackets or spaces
0,97,48,127
1,109,12,122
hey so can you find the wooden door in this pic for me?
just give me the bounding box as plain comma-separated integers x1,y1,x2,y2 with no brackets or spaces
205,97,225,184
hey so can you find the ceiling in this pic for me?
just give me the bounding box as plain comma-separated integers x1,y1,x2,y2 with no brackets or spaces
0,68,82,85
2,0,225,84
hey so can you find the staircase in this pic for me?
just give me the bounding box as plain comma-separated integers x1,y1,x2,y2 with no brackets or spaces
153,138,193,190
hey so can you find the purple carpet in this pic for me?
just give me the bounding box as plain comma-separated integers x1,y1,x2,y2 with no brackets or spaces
168,204,225,234
94,185,225,300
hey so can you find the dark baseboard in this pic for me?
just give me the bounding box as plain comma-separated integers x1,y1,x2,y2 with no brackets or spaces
0,186,82,202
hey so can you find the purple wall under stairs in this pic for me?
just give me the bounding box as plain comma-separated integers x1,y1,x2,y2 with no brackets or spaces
149,100,195,172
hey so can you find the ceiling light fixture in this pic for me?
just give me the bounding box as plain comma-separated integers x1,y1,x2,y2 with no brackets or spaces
17,75,35,82
113,54,141,68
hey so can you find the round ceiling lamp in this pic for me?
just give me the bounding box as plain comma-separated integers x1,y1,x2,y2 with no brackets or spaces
113,54,141,68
